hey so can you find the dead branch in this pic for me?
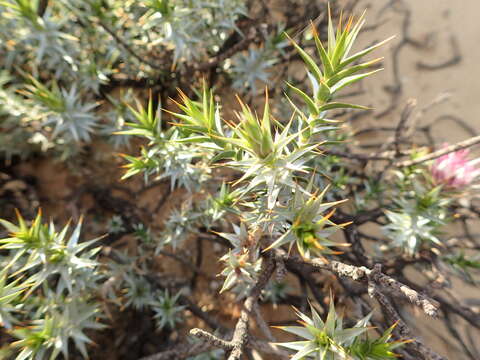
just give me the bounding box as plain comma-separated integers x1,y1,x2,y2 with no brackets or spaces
277,251,439,317
395,134,480,167
227,255,276,360
367,270,445,360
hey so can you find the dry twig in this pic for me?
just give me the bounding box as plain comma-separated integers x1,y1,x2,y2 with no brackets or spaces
395,134,480,167
189,256,277,359
277,252,439,317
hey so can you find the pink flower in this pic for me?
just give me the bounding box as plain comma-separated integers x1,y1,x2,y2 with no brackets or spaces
431,145,480,188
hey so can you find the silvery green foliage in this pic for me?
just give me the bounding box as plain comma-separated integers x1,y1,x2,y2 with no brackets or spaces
0,0,116,82
15,294,106,360
107,246,157,311
124,273,155,310
354,178,385,212
11,298,105,360
107,214,126,234
0,2,79,77
443,252,480,285
0,73,30,119
23,78,99,143
1,69,98,158
0,212,102,294
0,211,105,359
0,71,42,160
383,210,442,256
105,248,185,327
230,47,278,95
102,247,186,331
161,200,202,250
151,289,185,329
261,280,290,305
219,249,263,298
140,0,246,63
118,97,212,191
266,184,350,258
216,223,263,296
276,297,405,359
0,0,252,159
220,96,320,210
101,89,137,148
382,170,448,255
0,2,414,359
121,9,388,299
0,269,28,329
128,182,241,255
133,222,153,244
230,27,288,94
204,182,242,224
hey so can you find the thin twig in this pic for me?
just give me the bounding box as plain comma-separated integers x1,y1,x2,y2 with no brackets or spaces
196,26,258,71
395,134,480,167
190,328,233,350
189,256,276,360
98,20,164,71
228,256,276,360
394,99,417,154
323,149,394,162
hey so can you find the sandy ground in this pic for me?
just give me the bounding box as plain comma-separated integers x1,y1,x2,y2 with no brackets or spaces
353,0,480,138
